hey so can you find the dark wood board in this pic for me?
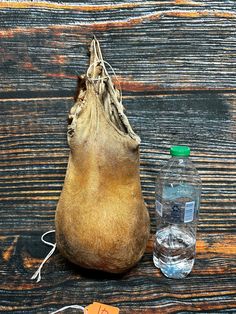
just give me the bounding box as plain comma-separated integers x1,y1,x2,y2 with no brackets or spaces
0,0,236,95
1,1,236,313
0,93,236,234
0,92,236,313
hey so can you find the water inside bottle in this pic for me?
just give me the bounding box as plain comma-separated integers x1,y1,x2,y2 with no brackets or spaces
153,225,196,279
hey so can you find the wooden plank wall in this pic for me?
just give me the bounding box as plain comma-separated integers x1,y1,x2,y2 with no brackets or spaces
0,1,236,313
0,0,235,95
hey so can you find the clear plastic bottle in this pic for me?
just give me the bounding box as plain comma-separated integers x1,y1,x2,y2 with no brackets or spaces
153,146,201,279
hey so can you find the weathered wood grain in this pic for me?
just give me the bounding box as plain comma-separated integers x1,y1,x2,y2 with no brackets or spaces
0,0,235,94
1,93,235,236
0,232,235,313
0,93,235,312
1,2,236,312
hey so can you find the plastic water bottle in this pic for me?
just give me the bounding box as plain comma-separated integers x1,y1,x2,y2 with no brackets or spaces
153,146,201,279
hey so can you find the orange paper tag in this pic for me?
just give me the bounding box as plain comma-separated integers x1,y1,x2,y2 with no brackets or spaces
85,302,119,314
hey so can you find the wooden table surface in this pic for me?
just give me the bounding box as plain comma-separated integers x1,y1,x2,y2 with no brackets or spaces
0,1,236,313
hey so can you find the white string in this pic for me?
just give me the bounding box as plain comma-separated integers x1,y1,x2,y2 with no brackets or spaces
86,61,108,80
31,233,86,313
31,230,56,283
86,60,123,104
103,60,123,104
50,305,85,314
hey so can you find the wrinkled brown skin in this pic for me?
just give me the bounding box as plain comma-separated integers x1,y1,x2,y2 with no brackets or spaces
55,38,150,273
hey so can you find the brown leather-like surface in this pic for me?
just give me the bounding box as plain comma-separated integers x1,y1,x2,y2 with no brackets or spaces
55,39,150,273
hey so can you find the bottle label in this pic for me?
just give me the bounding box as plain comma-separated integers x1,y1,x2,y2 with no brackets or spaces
156,200,163,217
184,201,195,223
158,199,195,223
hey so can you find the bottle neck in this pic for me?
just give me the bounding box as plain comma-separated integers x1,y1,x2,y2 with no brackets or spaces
171,156,189,162
168,156,192,168
171,155,189,159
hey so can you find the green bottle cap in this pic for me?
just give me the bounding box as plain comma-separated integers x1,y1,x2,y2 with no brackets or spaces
170,146,190,157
